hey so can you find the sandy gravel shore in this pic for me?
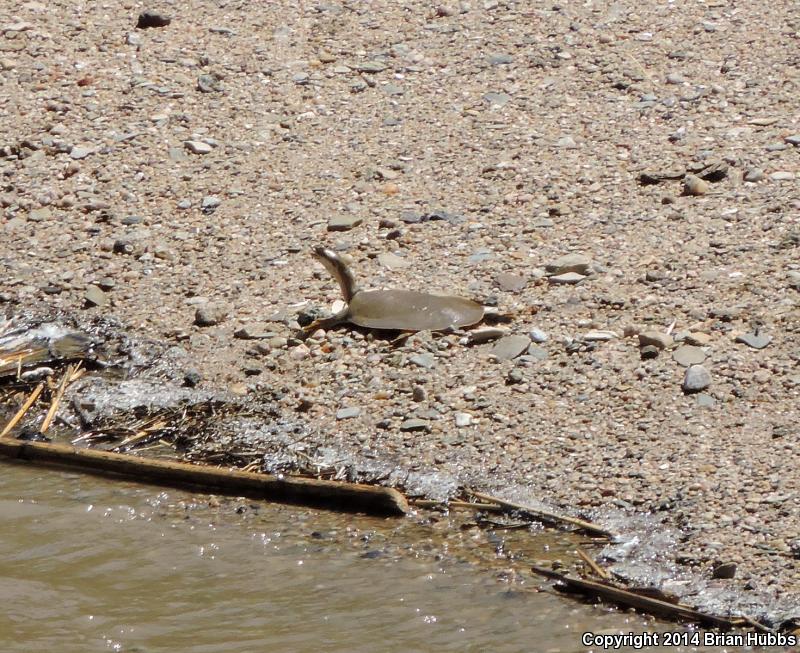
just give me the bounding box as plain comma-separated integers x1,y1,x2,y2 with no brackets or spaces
1,0,798,624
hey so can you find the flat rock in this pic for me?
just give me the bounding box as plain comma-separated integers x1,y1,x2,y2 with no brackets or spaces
490,335,530,361
466,327,507,344
685,332,711,346
399,418,429,432
28,207,51,222
529,328,548,343
356,61,386,73
735,332,771,349
770,171,795,181
409,353,436,369
546,253,592,275
672,344,706,366
495,273,527,292
69,146,95,160
84,285,108,307
327,214,362,232
683,365,712,393
584,330,618,342
377,252,409,269
454,412,472,427
548,272,586,285
233,324,274,339
638,331,673,350
185,140,212,154
336,407,361,420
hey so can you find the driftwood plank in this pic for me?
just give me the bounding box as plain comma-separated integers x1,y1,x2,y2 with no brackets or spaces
0,439,408,517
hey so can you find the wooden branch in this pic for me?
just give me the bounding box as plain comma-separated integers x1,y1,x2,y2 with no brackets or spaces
577,548,611,579
0,439,409,517
469,490,616,538
530,566,737,629
0,382,44,438
410,499,504,512
40,363,79,434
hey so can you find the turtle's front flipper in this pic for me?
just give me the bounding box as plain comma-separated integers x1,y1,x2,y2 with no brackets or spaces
301,309,350,337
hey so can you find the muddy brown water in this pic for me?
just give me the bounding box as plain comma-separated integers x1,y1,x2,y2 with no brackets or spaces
0,462,730,653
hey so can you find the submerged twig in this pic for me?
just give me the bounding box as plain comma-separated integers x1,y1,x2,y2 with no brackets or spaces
41,363,81,434
577,548,611,580
469,490,615,538
0,383,45,438
531,566,738,629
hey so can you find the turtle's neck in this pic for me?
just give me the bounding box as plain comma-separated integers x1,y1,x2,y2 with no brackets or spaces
313,247,359,303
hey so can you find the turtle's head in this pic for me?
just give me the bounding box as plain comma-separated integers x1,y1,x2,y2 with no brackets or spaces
312,246,358,303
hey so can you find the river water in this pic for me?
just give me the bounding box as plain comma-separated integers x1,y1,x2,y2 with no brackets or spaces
0,461,728,652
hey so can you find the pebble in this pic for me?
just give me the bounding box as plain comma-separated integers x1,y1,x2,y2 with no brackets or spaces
327,214,362,232
638,331,673,350
357,61,386,73
399,418,429,432
84,285,108,307
194,305,226,327
712,562,737,579
96,277,116,291
410,353,436,369
685,332,711,346
735,332,771,349
412,385,427,402
743,168,764,182
548,272,586,285
526,345,548,360
242,363,263,376
234,324,273,339
672,345,706,366
495,273,527,292
683,174,709,196
136,10,171,29
28,207,51,222
483,92,511,107
201,196,221,211
69,146,95,160
377,252,409,269
289,344,310,361
556,135,578,149
545,253,592,275
666,72,687,84
465,327,507,344
584,330,618,342
785,135,800,146
788,271,800,289
268,336,288,349
695,393,716,408
454,412,472,427
184,140,212,155
640,344,660,360
490,335,530,361
336,407,361,420
197,74,222,93
769,171,795,181
529,328,548,343
487,53,513,65
683,365,712,393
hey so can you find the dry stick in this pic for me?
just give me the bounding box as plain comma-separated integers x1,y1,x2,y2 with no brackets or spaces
0,439,409,517
576,548,611,580
410,499,504,512
40,363,78,434
0,383,44,439
530,566,737,629
469,490,616,538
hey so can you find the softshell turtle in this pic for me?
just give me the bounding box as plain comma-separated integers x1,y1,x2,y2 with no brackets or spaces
306,247,485,333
